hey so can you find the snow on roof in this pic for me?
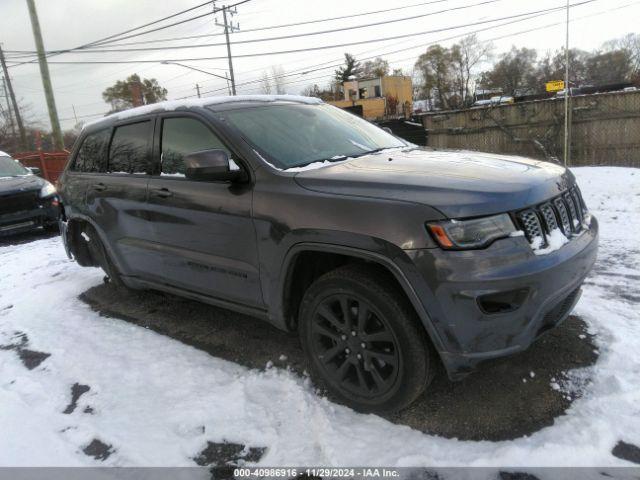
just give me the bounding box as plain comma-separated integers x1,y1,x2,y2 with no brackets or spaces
83,94,323,129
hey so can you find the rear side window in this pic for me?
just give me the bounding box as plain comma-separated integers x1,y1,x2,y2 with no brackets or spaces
161,117,230,176
108,121,151,174
72,129,110,172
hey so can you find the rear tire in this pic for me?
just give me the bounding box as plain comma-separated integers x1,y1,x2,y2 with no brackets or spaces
298,264,435,413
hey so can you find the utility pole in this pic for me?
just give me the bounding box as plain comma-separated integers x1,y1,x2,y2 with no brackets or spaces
0,46,27,150
224,72,231,96
72,104,78,124
26,0,64,150
1,77,17,140
213,2,240,95
563,0,571,166
195,83,201,98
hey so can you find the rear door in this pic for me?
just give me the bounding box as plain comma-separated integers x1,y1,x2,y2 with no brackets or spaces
85,118,162,280
61,127,111,220
146,113,262,307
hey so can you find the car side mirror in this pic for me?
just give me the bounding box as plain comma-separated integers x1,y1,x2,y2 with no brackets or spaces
28,167,42,176
183,149,245,182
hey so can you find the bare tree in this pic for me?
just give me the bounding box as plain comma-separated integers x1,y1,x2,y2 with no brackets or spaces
260,71,272,94
480,46,538,97
271,65,286,94
361,57,389,78
450,35,493,107
603,33,640,78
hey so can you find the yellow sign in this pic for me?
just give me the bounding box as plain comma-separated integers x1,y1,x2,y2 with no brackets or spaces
546,80,565,92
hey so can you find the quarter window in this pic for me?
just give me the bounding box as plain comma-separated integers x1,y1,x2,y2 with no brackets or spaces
161,117,230,176
108,121,151,174
72,129,110,173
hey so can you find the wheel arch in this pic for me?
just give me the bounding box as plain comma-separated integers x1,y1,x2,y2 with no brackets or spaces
277,243,446,353
63,213,125,273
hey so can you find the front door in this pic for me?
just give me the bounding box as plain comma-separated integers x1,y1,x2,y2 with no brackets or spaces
146,114,263,307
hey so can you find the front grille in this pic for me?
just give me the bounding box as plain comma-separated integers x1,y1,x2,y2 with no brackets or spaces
553,197,572,235
517,209,545,244
539,203,558,232
0,191,38,216
515,186,588,246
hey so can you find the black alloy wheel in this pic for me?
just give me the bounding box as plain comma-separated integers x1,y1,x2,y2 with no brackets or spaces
299,264,434,413
310,293,400,398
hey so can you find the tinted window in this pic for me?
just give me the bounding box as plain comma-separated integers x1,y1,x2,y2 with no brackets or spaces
73,129,110,173
161,117,230,176
108,121,151,174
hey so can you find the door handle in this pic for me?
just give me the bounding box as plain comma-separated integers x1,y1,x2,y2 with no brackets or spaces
92,183,107,192
151,187,173,198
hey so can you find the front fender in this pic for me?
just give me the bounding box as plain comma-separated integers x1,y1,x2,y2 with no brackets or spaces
267,236,446,354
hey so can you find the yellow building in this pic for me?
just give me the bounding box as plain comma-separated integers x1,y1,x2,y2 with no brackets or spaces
329,76,413,120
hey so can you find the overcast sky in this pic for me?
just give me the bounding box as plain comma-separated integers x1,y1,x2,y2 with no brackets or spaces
1,0,638,130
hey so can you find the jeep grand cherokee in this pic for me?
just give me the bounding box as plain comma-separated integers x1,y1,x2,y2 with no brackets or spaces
57,95,598,413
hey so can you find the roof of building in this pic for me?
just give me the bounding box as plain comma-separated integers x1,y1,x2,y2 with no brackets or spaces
83,94,323,130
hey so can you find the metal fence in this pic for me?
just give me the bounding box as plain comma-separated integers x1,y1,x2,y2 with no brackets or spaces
13,151,69,183
420,90,640,168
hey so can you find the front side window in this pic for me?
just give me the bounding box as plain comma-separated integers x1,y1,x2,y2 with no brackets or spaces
161,117,230,177
217,103,407,169
73,128,110,173
108,121,151,174
0,155,30,177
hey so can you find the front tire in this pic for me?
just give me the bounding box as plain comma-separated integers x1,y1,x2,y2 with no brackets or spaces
299,264,434,413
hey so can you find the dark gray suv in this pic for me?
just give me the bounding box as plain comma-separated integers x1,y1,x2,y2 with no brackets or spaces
58,95,598,413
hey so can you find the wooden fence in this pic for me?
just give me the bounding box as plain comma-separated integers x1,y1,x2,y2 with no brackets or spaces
420,90,640,168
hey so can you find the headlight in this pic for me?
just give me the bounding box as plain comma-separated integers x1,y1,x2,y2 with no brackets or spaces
427,213,516,249
39,181,57,198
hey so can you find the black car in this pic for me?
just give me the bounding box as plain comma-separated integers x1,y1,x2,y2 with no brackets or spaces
57,96,598,413
0,151,60,237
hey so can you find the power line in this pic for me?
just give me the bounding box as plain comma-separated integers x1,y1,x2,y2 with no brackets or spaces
48,0,459,49
194,0,618,97
11,0,501,55
15,1,595,66
7,0,254,67
86,0,253,48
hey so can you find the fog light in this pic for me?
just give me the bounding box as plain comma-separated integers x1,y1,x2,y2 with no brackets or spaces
477,288,529,314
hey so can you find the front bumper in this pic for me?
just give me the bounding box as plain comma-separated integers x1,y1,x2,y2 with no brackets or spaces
405,216,599,380
0,197,60,237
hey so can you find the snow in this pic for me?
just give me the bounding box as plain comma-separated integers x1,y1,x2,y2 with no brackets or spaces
281,148,409,173
83,95,323,129
0,150,9,157
0,166,639,467
531,228,570,255
284,160,337,172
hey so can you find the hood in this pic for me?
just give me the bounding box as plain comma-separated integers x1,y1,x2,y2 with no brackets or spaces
0,175,44,195
293,148,573,218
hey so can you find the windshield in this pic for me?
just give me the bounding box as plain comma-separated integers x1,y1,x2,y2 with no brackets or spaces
0,155,30,177
218,103,407,169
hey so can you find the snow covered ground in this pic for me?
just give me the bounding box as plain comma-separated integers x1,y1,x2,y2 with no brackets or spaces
0,167,638,467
